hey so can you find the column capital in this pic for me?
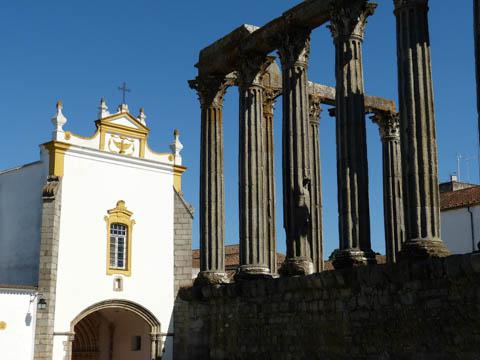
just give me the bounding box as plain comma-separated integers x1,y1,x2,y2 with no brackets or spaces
189,74,234,108
329,2,377,41
237,54,273,89
277,26,311,69
394,0,428,11
263,86,281,117
371,111,400,142
309,95,323,125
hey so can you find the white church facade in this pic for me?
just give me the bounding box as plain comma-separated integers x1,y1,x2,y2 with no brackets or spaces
0,99,193,360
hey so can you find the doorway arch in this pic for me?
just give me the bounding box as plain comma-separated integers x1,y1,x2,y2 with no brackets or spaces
70,299,162,360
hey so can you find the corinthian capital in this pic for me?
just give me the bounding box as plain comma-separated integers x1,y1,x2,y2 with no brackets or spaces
263,86,281,117
237,54,273,89
277,27,311,69
189,74,234,108
329,1,377,41
371,111,400,141
309,95,322,125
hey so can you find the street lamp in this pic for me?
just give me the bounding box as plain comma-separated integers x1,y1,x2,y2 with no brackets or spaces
37,297,47,310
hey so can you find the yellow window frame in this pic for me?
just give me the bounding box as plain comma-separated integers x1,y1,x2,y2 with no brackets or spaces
104,200,135,276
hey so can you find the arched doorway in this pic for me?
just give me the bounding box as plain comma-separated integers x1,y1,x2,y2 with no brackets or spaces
70,300,162,360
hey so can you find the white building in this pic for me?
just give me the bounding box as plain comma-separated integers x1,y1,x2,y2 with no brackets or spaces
440,176,480,254
0,99,193,360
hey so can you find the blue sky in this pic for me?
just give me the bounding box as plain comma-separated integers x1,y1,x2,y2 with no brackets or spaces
0,1,477,258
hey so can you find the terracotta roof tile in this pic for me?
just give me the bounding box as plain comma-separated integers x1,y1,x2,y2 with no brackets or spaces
440,186,480,211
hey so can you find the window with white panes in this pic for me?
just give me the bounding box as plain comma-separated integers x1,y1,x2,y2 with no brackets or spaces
110,223,127,269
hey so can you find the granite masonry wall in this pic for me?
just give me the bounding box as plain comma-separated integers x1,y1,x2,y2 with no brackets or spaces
174,253,480,360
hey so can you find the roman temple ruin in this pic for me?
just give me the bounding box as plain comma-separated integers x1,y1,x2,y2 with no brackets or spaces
188,0,450,283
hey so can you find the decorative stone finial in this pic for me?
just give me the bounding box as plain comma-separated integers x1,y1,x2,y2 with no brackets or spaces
98,97,110,119
138,107,147,125
117,103,129,113
170,128,183,164
51,100,67,141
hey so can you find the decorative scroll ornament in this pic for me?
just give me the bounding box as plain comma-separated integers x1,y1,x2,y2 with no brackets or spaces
371,111,400,141
108,134,135,155
42,175,60,200
188,74,235,108
329,2,377,40
309,95,323,125
277,26,311,68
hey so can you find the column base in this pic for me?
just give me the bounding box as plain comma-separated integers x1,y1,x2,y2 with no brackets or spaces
332,249,377,270
398,239,451,261
278,257,313,277
194,271,229,286
234,265,272,281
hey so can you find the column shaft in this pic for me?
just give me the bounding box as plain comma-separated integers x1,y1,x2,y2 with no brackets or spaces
189,75,232,284
263,88,279,274
278,27,313,276
394,0,450,258
309,95,324,272
330,1,377,269
236,56,272,279
372,111,406,263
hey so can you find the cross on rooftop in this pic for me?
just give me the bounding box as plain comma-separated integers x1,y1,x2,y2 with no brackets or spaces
118,82,131,104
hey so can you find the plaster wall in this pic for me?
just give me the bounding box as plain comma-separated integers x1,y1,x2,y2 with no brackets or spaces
0,157,47,286
441,205,480,254
51,147,175,360
0,288,37,360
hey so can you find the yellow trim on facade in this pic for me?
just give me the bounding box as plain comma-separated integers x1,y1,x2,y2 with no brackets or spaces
145,143,173,160
104,200,135,277
43,141,71,177
173,165,187,192
64,130,99,141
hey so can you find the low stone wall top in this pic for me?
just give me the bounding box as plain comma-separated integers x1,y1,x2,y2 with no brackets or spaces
175,253,480,360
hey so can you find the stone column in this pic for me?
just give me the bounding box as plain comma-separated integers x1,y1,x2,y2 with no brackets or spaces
394,0,450,258
308,95,324,273
371,111,406,263
189,75,232,284
329,1,377,269
277,27,313,276
263,87,280,274
236,55,273,280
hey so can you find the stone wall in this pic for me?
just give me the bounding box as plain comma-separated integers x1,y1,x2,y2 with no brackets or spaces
175,253,480,360
173,189,194,359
